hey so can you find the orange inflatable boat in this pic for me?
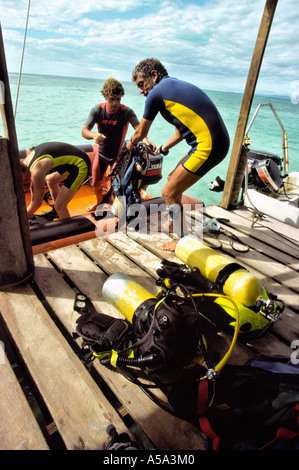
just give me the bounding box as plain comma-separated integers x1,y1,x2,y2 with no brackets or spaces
21,143,165,254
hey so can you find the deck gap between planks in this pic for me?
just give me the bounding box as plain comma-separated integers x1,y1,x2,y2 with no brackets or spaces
0,314,67,450
31,255,155,449
106,235,163,278
79,245,114,277
29,276,83,352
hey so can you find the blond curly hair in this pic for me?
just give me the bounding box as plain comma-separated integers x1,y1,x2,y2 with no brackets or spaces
101,77,125,98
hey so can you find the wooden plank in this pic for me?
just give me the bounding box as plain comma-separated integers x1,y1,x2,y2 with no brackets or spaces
80,236,159,295
115,231,181,268
0,283,130,450
204,205,299,258
233,206,299,246
204,212,299,270
0,353,49,450
34,248,206,450
202,209,299,294
106,231,169,278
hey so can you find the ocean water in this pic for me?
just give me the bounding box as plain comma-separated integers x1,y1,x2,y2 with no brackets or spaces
4,73,299,206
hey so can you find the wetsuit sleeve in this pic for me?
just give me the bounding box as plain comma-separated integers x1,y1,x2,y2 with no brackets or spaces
127,108,140,128
143,88,163,121
84,105,99,129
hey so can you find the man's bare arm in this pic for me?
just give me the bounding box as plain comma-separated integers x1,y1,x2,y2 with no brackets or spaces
127,118,153,150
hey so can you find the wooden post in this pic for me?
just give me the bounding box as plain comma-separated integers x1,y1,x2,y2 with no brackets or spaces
220,0,278,209
0,24,34,288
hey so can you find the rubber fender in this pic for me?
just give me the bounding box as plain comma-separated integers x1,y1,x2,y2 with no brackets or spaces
30,215,95,246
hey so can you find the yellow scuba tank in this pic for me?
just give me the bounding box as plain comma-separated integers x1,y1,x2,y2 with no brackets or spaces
175,235,264,308
102,272,156,323
174,235,284,336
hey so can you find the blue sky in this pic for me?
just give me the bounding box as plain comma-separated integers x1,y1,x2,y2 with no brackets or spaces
1,0,299,96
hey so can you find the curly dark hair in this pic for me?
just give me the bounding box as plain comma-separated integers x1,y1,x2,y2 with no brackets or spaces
101,77,125,98
132,58,168,83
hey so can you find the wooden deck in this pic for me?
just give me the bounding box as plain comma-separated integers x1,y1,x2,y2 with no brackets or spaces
0,205,298,451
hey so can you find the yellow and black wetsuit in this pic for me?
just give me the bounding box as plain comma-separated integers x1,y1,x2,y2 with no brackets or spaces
27,142,91,191
143,76,230,177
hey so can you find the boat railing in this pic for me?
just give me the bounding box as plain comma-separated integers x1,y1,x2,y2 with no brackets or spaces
244,102,289,174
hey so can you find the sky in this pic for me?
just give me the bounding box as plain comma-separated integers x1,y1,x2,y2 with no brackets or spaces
0,0,299,96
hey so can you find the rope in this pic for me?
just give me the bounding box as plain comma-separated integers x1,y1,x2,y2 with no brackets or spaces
14,0,31,117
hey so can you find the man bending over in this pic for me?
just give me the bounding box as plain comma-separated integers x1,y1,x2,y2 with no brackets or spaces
127,58,230,251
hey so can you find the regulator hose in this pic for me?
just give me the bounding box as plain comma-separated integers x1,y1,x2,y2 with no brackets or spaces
165,282,240,376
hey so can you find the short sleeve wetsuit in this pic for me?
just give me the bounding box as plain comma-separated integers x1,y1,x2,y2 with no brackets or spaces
143,76,230,177
27,142,91,192
85,103,140,181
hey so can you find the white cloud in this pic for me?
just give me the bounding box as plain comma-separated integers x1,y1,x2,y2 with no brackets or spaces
1,0,298,94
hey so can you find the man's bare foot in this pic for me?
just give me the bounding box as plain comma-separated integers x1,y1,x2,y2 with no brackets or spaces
160,239,180,252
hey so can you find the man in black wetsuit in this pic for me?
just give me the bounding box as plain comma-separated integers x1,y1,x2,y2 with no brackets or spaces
82,77,142,211
21,141,91,219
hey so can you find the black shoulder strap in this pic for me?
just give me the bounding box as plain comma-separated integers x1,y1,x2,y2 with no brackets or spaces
216,263,245,289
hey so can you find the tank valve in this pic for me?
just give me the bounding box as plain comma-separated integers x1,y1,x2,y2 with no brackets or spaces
255,293,281,322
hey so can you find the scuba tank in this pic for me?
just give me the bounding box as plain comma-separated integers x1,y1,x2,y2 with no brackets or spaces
176,235,264,308
102,272,208,382
102,272,243,379
102,272,156,323
174,236,284,337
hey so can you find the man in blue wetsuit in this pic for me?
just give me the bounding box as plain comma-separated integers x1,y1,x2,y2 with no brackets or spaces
127,58,230,251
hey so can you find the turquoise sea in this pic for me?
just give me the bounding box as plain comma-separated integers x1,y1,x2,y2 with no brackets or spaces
5,73,299,206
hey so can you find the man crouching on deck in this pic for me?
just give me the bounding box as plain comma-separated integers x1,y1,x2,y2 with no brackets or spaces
127,58,230,251
21,141,91,219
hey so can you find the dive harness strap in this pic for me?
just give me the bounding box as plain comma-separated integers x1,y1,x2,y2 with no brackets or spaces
197,380,220,450
215,262,245,289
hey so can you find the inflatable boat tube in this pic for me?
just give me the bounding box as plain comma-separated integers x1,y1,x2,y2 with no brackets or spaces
30,215,96,246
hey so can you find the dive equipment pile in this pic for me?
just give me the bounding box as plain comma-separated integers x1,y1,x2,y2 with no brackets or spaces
74,235,292,448
73,236,284,421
